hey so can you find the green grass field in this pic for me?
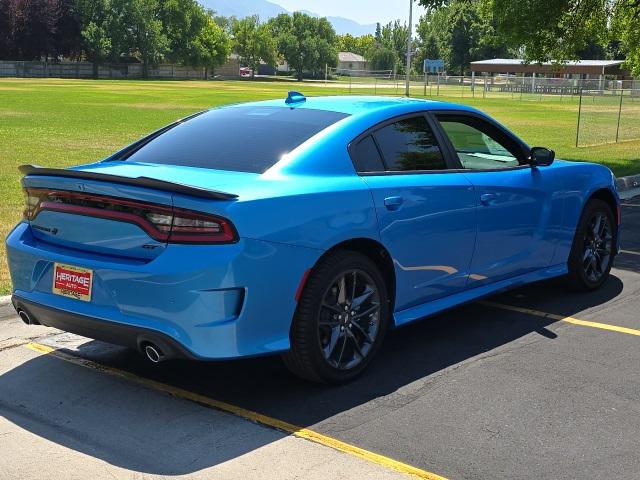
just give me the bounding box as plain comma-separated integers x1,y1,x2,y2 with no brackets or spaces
1,77,639,295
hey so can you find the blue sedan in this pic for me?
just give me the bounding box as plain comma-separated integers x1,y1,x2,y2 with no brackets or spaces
6,93,620,383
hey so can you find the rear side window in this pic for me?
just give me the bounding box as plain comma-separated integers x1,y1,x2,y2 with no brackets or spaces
351,135,385,172
124,106,349,173
373,116,446,171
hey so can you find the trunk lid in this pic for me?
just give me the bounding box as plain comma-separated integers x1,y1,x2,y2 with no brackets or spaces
21,162,246,260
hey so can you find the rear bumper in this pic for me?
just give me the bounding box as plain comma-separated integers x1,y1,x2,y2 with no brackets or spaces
12,295,196,360
6,222,321,359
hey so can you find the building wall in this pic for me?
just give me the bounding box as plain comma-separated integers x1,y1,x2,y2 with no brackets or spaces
337,60,368,73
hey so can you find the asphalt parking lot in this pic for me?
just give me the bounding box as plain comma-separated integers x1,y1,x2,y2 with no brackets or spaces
2,194,640,480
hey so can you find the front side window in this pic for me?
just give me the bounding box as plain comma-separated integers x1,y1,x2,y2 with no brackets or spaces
437,115,523,170
123,106,349,173
373,116,446,172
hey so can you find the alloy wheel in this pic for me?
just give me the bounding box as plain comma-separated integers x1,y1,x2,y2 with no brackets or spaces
582,211,613,283
317,269,381,370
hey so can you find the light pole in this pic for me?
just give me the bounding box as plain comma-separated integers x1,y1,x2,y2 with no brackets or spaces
405,0,413,97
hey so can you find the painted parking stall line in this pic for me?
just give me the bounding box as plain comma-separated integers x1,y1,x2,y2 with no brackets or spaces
481,301,640,337
24,342,448,480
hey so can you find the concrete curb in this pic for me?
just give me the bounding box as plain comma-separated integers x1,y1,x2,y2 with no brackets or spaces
0,296,15,320
616,174,640,192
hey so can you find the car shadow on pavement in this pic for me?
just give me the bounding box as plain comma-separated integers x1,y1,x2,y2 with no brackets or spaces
0,274,625,475
0,350,292,476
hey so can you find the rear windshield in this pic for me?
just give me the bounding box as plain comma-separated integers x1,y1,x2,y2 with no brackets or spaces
123,106,349,173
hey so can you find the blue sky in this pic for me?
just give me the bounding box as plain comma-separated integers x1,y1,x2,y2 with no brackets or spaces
273,0,426,26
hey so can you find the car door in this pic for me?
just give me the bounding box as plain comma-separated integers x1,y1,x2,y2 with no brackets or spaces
350,113,477,313
433,112,560,286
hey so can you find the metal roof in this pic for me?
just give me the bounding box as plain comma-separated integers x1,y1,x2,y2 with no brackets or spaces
338,52,367,63
471,58,624,67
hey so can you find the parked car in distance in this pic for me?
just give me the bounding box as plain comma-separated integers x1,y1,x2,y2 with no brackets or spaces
240,67,252,77
7,93,620,383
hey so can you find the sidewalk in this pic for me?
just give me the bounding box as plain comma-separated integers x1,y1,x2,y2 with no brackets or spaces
0,315,413,480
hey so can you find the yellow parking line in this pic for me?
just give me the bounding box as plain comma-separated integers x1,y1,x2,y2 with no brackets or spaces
24,342,447,480
481,301,640,337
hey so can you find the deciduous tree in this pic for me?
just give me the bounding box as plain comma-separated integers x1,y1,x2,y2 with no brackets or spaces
189,16,231,78
114,0,168,78
419,0,640,76
75,0,112,77
232,15,276,77
0,0,79,60
269,12,338,81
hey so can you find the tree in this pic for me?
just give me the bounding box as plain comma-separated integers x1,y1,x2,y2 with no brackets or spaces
611,1,640,76
269,12,338,81
75,0,112,77
445,1,479,75
414,33,440,72
54,0,82,59
419,0,640,77
232,15,276,77
114,0,168,78
416,0,513,75
213,14,233,32
0,0,14,57
378,20,409,73
356,34,376,61
338,33,358,53
0,0,79,60
338,33,376,60
159,0,208,65
369,46,398,71
189,16,231,78
423,34,440,59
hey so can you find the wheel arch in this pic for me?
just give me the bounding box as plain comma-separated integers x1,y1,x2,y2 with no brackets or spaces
587,187,619,225
310,238,396,314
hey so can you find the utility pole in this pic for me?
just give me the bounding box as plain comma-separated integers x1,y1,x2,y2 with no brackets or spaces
405,0,413,97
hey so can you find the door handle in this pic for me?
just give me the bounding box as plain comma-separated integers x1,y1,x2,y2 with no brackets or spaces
480,193,497,205
384,196,403,210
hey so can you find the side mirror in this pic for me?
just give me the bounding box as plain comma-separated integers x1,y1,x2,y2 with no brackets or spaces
529,147,555,167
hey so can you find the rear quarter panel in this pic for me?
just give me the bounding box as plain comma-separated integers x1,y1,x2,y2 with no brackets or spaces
172,174,379,251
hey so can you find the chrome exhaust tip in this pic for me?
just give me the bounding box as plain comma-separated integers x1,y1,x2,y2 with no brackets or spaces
17,309,32,325
144,344,164,364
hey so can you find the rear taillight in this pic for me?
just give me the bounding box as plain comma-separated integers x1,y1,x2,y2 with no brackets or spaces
168,209,236,243
23,188,237,244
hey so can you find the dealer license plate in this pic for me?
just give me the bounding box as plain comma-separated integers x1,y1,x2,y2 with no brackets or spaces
52,263,93,302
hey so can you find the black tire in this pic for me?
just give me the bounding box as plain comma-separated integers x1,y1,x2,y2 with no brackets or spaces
567,199,616,291
282,250,390,384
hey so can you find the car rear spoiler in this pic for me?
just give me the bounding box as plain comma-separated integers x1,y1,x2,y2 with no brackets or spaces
19,164,239,201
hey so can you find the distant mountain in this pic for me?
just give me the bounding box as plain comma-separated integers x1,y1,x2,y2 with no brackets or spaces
200,0,287,20
299,10,376,36
201,0,376,36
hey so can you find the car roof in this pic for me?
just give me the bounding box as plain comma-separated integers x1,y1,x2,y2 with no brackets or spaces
224,95,480,117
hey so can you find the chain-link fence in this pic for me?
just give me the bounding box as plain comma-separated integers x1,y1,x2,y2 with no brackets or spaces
576,89,640,147
322,71,640,147
323,71,638,103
